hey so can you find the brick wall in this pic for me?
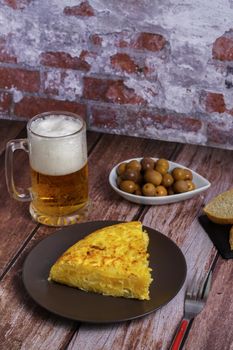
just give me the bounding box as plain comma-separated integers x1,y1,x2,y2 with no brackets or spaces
0,0,233,149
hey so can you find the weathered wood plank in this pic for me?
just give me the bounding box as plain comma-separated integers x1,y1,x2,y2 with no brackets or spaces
70,144,233,350
0,134,178,349
0,120,26,155
1,132,232,350
87,130,102,152
0,150,39,277
0,227,77,350
184,257,233,350
0,130,102,277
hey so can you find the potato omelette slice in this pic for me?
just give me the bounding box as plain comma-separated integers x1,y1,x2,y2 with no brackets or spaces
49,221,153,300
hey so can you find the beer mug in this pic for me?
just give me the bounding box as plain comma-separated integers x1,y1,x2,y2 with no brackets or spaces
5,111,89,226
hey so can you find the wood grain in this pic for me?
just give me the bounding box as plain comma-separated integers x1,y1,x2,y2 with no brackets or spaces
0,129,38,278
1,123,233,350
0,126,101,278
0,134,178,350
0,226,77,350
184,257,233,350
69,142,233,350
0,120,25,155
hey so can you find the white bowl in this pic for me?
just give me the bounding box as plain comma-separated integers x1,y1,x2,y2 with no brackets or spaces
109,158,211,205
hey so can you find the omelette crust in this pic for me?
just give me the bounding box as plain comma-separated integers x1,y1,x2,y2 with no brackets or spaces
49,221,153,300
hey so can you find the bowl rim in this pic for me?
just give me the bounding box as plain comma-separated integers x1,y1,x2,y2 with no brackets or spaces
109,157,211,201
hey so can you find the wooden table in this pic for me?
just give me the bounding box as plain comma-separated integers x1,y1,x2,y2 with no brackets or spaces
0,119,232,350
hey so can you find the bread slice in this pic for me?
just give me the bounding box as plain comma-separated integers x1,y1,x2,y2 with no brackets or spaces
203,189,233,224
49,221,153,300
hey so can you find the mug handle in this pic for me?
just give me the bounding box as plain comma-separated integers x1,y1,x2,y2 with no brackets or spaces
5,139,32,202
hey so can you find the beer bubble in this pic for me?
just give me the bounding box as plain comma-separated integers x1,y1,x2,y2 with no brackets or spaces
29,115,87,176
30,115,82,137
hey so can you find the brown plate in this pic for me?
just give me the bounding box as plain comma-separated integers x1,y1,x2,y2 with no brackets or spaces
23,221,187,323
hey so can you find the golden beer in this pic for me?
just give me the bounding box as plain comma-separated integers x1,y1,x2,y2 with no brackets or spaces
27,112,89,226
30,163,88,217
5,111,89,226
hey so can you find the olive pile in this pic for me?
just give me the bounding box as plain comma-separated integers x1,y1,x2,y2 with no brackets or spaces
116,158,196,197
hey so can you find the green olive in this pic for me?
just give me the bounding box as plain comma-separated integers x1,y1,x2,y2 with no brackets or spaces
183,169,193,181
119,180,136,194
173,180,189,193
121,168,141,183
142,183,156,196
154,185,168,196
134,183,143,196
117,162,127,176
126,160,142,172
186,180,196,191
156,159,169,171
162,173,174,187
155,164,168,175
141,157,155,171
144,169,162,186
172,167,186,181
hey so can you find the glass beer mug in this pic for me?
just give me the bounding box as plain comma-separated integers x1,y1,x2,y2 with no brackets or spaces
5,111,89,226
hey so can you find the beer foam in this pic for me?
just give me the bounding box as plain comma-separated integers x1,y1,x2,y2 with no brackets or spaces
30,115,82,137
29,115,87,176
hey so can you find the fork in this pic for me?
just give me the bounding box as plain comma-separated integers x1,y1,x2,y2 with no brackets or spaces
170,271,212,350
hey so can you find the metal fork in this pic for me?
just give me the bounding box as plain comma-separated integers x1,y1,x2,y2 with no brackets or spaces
170,271,212,350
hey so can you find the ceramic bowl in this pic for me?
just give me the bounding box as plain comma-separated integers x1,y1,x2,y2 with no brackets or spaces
109,158,211,205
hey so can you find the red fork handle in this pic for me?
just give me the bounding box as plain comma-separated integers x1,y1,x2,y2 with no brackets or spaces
170,319,190,350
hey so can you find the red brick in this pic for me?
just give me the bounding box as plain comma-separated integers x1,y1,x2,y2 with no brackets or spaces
110,52,152,76
213,36,233,61
154,114,202,132
110,53,139,74
106,82,146,105
117,32,166,52
80,50,97,62
89,32,166,54
0,92,12,113
14,96,87,119
89,34,102,46
83,77,146,105
89,106,202,137
0,37,17,63
64,1,94,16
4,0,31,10
0,67,40,93
123,110,202,133
205,92,226,113
83,77,111,101
40,51,90,71
90,106,119,129
207,123,233,145
117,40,128,49
133,33,166,52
